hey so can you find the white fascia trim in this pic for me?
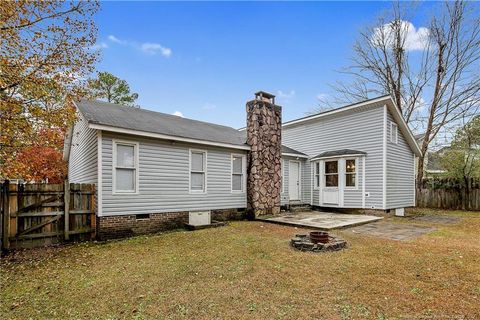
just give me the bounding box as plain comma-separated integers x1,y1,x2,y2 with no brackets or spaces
97,130,103,217
62,126,74,161
282,95,391,128
88,123,251,151
382,104,388,210
282,153,309,159
310,154,366,161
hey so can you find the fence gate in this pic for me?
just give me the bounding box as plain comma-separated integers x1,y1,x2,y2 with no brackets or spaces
1,181,96,249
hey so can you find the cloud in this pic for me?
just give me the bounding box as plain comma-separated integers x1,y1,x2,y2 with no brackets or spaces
140,43,172,57
277,90,296,99
108,35,124,44
108,35,172,57
172,111,184,117
202,103,217,110
372,20,430,51
316,93,329,101
89,42,108,50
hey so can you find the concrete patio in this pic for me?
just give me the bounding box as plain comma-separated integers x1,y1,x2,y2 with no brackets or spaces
257,211,383,230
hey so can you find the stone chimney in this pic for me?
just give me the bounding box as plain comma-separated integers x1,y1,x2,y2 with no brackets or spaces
246,91,282,217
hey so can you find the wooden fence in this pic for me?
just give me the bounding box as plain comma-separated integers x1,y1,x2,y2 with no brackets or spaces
416,178,480,211
1,181,96,250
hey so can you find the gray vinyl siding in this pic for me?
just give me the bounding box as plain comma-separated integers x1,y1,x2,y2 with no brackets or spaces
68,112,97,183
283,103,385,209
281,156,309,205
386,110,415,208
100,132,247,216
302,161,311,204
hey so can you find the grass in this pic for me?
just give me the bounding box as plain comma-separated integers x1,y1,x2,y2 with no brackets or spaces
1,209,479,319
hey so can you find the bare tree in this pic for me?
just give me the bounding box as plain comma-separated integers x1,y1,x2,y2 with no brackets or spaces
317,1,480,182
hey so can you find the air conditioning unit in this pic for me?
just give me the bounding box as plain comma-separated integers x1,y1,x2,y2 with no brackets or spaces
189,211,211,226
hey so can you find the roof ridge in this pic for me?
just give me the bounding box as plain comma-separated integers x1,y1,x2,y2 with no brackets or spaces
282,94,391,126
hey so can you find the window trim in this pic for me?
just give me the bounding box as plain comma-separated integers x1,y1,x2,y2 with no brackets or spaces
189,149,207,194
344,157,358,189
112,139,139,195
390,121,398,144
314,161,321,190
231,153,246,193
324,159,339,188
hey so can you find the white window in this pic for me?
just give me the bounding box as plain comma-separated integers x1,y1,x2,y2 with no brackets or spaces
324,160,338,187
190,150,206,193
345,159,357,188
231,154,245,192
113,141,138,194
390,121,398,144
314,162,321,189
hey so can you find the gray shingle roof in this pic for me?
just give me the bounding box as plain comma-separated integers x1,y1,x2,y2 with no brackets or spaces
75,99,307,156
282,145,307,156
76,99,248,147
312,149,367,159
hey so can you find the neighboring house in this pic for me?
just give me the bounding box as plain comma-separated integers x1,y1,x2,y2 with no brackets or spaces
414,133,448,176
64,92,421,239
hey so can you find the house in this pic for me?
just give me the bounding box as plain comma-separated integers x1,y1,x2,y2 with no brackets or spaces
414,133,447,177
64,92,421,239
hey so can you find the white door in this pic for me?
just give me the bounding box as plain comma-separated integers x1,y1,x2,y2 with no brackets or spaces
322,160,339,205
289,161,300,200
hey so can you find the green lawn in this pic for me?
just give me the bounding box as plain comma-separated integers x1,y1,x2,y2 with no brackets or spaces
1,209,479,319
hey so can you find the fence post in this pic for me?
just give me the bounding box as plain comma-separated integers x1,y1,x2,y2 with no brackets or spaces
64,180,70,240
2,181,10,250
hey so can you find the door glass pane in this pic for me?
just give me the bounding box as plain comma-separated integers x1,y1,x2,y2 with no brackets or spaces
232,174,242,191
117,145,134,167
191,172,204,190
346,174,356,187
325,161,338,174
191,152,204,171
116,168,135,191
232,156,243,174
325,174,338,187
346,160,356,173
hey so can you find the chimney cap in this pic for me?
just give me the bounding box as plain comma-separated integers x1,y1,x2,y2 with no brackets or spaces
254,91,276,104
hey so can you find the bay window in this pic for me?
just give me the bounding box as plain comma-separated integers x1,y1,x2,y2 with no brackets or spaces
345,159,357,187
324,160,338,187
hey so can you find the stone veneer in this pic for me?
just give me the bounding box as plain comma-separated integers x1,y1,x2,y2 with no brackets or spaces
246,93,282,217
97,209,245,240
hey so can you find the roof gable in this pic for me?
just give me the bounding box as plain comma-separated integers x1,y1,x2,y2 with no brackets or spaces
282,95,421,156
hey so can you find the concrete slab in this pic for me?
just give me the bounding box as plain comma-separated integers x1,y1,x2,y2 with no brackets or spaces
349,222,435,241
257,211,383,230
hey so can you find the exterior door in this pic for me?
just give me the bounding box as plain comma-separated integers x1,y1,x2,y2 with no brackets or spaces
322,160,339,204
289,161,300,200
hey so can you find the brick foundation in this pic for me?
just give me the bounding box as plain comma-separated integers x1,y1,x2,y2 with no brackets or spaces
97,208,246,240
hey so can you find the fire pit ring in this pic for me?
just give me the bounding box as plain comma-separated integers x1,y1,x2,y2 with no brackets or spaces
309,231,329,244
290,232,347,252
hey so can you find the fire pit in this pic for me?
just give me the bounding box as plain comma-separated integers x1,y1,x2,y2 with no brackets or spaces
290,231,347,252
